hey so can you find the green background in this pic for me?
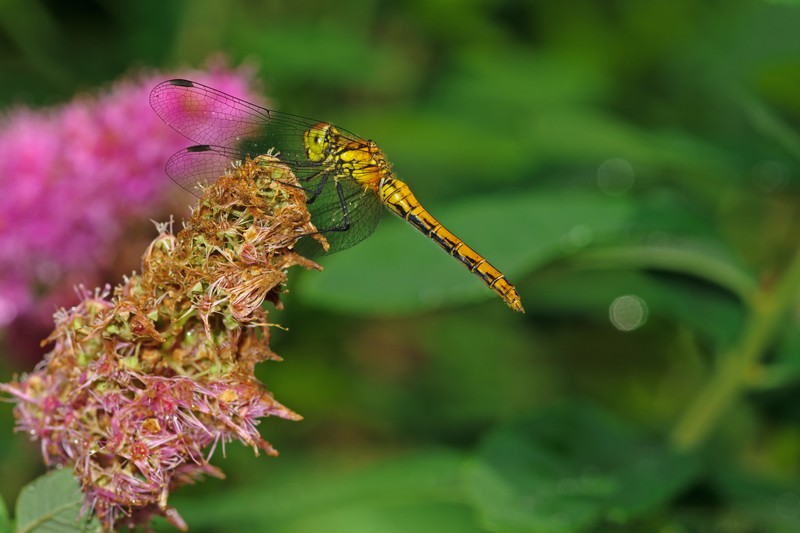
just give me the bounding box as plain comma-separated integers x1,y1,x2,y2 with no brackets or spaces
2,0,800,531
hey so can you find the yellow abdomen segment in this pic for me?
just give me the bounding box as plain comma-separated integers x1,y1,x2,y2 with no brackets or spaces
379,177,524,313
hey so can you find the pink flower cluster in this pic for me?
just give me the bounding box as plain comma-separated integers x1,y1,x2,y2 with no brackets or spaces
5,286,301,531
0,60,263,351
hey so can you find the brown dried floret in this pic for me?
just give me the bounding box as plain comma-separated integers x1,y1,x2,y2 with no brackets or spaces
2,155,322,531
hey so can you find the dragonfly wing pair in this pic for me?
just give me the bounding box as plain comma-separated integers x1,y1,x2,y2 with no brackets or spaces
150,78,382,255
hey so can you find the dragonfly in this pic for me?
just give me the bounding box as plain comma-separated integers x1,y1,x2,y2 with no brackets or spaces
150,79,523,313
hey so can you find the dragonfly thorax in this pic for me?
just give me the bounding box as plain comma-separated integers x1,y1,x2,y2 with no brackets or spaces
304,123,390,190
340,139,391,190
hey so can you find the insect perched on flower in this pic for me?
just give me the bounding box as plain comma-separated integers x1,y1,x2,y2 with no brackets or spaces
150,79,524,312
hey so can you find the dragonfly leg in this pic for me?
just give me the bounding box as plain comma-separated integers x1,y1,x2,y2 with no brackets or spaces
313,179,350,233
267,169,325,198
304,172,329,204
333,180,350,231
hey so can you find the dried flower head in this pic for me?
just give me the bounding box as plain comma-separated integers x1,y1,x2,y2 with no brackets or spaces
2,155,325,530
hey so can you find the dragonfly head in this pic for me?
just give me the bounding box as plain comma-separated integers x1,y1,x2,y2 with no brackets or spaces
304,122,334,163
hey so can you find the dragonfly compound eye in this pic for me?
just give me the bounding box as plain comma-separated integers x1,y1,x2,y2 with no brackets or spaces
303,122,332,162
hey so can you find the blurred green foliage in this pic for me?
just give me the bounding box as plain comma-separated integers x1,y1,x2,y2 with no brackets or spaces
2,0,800,531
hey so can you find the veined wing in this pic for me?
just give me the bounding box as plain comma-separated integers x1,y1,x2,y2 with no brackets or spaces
151,78,272,146
165,145,241,195
163,144,321,196
297,176,383,256
150,78,363,163
166,144,383,255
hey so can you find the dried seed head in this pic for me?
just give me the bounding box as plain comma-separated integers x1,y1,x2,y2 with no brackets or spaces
2,155,322,530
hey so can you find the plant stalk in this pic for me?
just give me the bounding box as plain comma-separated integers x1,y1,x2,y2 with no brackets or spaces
671,246,800,450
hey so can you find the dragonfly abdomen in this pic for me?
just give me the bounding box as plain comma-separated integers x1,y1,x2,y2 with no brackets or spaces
379,177,524,312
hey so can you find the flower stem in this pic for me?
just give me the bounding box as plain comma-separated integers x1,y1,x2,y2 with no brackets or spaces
671,245,800,451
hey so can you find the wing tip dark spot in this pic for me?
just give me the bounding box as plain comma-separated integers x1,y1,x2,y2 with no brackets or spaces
168,79,195,88
186,145,213,153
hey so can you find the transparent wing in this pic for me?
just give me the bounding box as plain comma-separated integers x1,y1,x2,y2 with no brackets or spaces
165,145,241,195
163,144,321,198
150,78,363,162
152,79,383,255
150,78,273,145
164,144,383,254
298,178,384,256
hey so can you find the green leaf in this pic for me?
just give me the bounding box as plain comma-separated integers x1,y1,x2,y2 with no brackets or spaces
763,311,800,388
526,269,746,349
411,314,553,428
297,189,637,314
0,493,10,533
15,469,99,533
712,465,800,531
762,0,800,7
167,451,476,533
465,404,700,532
569,241,756,302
